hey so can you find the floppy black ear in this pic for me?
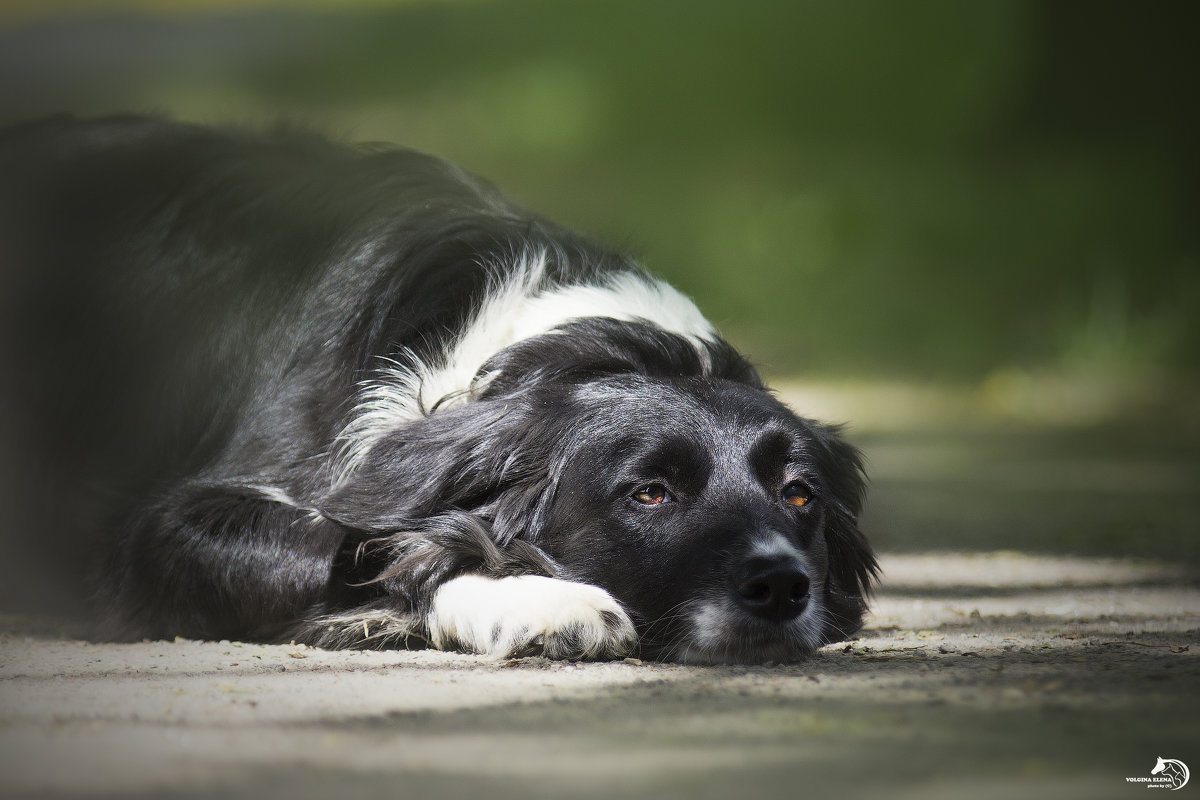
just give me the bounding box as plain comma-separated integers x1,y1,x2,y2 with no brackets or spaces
318,391,566,611
807,421,879,638
322,392,562,534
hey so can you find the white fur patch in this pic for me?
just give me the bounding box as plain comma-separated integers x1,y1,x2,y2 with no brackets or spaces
334,249,716,482
246,484,302,507
677,595,829,665
426,574,638,660
751,532,804,560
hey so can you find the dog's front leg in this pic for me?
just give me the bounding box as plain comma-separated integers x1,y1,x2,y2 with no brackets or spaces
426,574,638,660
96,482,347,643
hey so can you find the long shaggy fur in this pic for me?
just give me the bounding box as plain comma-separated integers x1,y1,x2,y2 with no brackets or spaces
0,115,877,663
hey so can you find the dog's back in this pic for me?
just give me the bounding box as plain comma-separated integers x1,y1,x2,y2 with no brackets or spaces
0,117,555,616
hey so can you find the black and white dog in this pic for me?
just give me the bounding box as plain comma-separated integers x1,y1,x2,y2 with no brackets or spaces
0,116,876,663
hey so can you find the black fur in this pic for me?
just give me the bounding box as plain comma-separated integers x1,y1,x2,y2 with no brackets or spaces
0,115,876,662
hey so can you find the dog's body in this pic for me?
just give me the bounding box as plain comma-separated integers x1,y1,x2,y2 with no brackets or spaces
0,116,876,663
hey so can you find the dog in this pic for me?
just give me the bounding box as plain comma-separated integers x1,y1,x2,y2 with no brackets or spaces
0,115,877,663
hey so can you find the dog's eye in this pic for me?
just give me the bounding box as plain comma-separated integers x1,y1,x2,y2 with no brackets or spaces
632,484,673,505
782,482,812,508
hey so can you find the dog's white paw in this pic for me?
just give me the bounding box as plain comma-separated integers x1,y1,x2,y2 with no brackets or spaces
427,574,638,660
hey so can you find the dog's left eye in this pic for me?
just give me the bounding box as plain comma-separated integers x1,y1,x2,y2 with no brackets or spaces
782,482,812,508
632,483,673,505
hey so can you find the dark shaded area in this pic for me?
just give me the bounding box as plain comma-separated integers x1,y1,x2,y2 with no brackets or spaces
1,0,1196,377
856,422,1200,563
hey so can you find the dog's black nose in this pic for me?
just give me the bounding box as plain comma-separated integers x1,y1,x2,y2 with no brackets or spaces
732,556,810,622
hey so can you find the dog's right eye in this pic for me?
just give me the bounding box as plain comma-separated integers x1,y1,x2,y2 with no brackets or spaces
632,484,673,505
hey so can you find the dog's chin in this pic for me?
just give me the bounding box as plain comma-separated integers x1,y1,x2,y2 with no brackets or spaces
651,598,831,665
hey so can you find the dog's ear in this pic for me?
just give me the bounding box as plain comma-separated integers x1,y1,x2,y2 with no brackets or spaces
321,392,561,541
318,393,565,613
808,421,878,623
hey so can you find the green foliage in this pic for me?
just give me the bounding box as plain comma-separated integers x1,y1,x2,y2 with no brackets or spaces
3,0,1196,377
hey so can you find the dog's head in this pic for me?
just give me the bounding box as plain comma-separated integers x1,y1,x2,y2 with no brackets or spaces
326,319,877,663
537,374,875,662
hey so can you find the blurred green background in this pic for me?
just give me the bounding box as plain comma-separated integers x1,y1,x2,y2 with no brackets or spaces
2,0,1197,560
4,0,1197,380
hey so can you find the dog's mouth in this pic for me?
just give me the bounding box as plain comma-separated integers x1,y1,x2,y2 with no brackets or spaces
638,595,831,665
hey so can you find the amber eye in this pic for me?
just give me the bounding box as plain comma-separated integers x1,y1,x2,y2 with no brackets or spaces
632,483,673,505
783,482,812,508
